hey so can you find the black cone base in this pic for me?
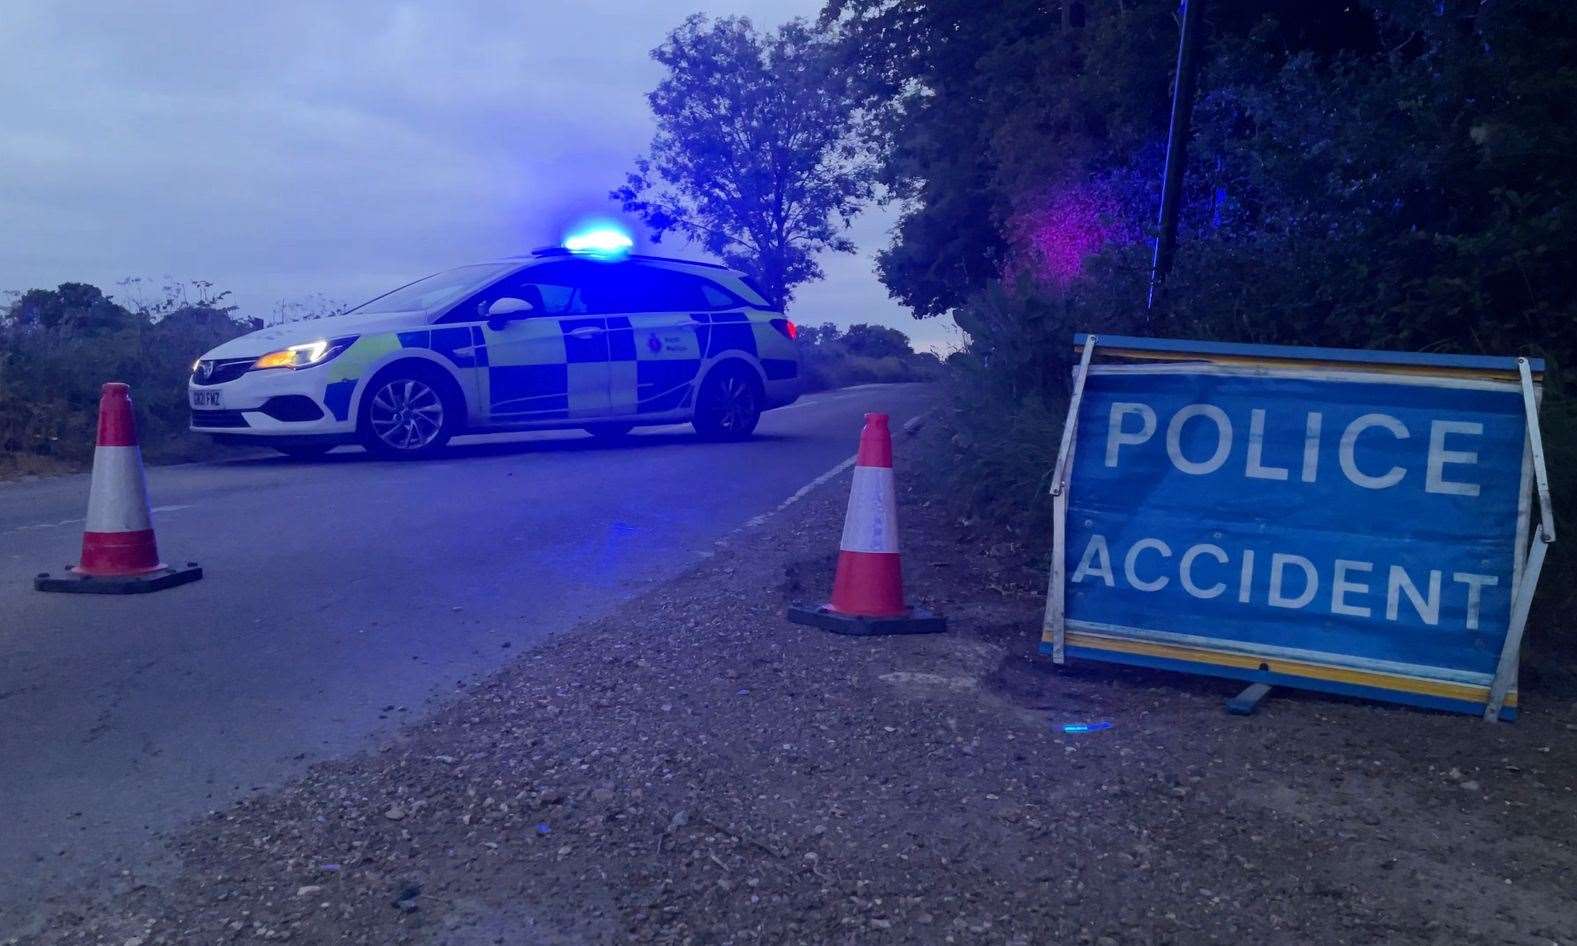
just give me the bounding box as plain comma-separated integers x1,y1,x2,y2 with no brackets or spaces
787,603,946,637
35,563,204,595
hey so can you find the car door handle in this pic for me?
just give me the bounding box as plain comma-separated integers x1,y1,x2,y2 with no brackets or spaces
566,326,605,339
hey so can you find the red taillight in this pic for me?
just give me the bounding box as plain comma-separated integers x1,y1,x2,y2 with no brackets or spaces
771,318,798,341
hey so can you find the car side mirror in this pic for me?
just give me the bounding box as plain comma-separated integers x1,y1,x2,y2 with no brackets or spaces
482,296,534,330
484,297,534,318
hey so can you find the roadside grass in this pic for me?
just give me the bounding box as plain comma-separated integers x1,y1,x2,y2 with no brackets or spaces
2,286,257,479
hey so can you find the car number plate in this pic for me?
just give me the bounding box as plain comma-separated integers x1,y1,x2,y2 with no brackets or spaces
191,390,223,409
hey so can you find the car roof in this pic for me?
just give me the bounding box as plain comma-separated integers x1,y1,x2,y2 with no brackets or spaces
496,248,739,275
481,250,777,311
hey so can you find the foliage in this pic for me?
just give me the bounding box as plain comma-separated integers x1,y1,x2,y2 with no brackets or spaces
0,282,259,471
827,0,1577,493
829,0,1577,360
834,322,912,359
268,291,350,325
937,257,1156,538
829,0,1577,660
1146,0,1577,371
797,321,941,391
615,15,876,310
824,0,1181,317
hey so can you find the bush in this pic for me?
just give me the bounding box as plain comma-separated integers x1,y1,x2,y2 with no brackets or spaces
0,283,259,473
928,256,1156,543
797,322,941,392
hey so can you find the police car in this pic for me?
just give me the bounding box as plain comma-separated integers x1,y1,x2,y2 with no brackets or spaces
188,245,802,458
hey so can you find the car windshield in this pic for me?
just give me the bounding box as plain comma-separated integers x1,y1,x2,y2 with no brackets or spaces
345,263,516,316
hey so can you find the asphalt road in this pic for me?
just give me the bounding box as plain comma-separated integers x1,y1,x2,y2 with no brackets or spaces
0,383,933,935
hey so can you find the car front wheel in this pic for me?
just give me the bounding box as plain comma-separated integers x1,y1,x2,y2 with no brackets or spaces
359,367,458,458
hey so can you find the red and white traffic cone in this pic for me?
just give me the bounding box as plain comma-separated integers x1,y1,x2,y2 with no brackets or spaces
788,413,944,636
35,383,203,594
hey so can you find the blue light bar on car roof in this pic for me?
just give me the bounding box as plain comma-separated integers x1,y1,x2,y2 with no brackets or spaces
562,226,634,256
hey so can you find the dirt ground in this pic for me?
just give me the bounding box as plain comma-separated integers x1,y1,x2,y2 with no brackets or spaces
17,425,1577,946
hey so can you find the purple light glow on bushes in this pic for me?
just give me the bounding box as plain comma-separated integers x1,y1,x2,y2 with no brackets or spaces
1009,186,1125,286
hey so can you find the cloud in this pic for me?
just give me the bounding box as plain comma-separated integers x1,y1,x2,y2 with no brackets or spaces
0,0,952,343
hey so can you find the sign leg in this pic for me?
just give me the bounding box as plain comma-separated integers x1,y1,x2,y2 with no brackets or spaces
1045,486,1069,663
1484,357,1556,722
1225,683,1274,716
1043,335,1096,665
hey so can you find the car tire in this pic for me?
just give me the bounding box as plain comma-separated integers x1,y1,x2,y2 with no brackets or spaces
273,444,334,460
584,423,635,441
358,363,461,459
692,363,763,441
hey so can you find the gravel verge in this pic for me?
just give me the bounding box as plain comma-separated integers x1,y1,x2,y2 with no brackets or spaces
17,426,1577,946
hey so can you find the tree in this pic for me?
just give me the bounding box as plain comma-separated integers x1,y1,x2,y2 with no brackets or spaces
614,15,875,310
823,0,1179,318
4,282,136,335
1160,0,1577,369
840,323,913,358
796,321,842,346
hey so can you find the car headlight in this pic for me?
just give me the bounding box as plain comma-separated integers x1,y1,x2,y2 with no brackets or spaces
251,336,357,371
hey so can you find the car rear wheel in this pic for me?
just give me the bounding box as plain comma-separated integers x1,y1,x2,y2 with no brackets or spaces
359,366,458,458
692,364,762,440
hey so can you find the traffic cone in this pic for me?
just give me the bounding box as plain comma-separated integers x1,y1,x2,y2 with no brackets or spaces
787,413,945,636
34,383,202,594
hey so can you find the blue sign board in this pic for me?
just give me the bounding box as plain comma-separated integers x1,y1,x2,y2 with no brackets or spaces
1044,337,1542,719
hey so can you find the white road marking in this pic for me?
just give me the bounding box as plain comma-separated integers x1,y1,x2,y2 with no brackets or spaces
12,518,82,532
742,406,929,530
7,504,193,534
743,453,859,529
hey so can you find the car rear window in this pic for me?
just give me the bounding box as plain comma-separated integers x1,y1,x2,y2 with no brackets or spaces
699,283,737,309
718,273,773,309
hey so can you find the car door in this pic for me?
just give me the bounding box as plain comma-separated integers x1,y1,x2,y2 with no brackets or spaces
597,267,717,416
470,263,611,423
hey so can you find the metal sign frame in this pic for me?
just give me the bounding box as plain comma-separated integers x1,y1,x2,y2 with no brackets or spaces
1041,335,1553,722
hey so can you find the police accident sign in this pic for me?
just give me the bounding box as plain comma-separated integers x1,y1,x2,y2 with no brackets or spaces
1042,335,1552,719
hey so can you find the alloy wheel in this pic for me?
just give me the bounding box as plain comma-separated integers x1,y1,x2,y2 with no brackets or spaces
713,374,758,432
369,378,445,451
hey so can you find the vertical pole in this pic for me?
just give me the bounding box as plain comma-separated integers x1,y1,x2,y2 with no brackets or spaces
1147,0,1205,312
1047,485,1072,664
1517,358,1556,543
1484,358,1556,721
1045,336,1097,665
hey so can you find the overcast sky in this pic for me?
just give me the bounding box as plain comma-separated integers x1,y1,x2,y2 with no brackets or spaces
1,0,961,351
